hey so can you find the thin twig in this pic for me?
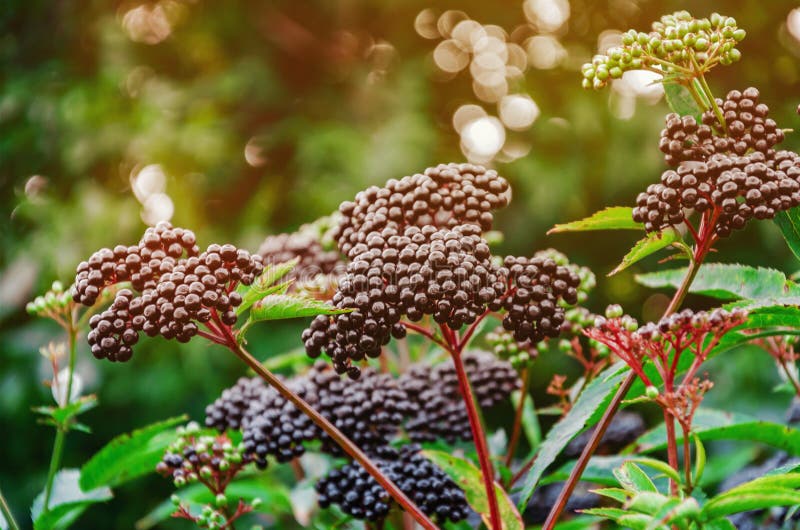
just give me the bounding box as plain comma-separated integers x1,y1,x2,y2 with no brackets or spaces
505,366,529,468
0,484,20,530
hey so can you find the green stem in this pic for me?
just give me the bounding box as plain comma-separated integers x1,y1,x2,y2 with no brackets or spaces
0,485,20,530
696,72,726,133
504,366,529,468
43,321,78,512
779,358,800,398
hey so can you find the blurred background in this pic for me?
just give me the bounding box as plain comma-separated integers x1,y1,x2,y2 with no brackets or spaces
3,0,800,528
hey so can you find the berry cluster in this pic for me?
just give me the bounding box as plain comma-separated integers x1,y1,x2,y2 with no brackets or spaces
304,223,505,377
315,444,469,524
400,351,520,443
659,88,784,165
257,231,343,281
156,423,252,489
582,11,745,89
634,89,800,237
493,255,581,343
75,223,264,361
486,326,540,368
333,163,509,260
223,362,416,468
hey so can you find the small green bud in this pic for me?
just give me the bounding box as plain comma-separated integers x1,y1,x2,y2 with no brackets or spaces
215,493,228,507
595,66,609,81
694,38,709,51
605,304,623,319
200,466,213,479
733,28,746,42
174,476,186,487
609,66,622,79
622,33,634,46
171,494,181,506
558,339,572,353
728,48,741,62
251,497,263,509
219,459,230,471
202,505,214,515
645,385,659,399
197,515,208,526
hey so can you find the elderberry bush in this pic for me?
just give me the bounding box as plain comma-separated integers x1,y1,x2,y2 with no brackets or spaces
315,444,470,524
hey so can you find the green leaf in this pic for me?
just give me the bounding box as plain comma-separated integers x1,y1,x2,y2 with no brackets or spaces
712,305,800,354
548,207,641,234
511,390,541,454
635,263,796,300
32,469,112,530
692,435,706,487
633,409,800,455
610,228,682,276
614,462,657,493
628,457,682,486
580,507,629,520
703,487,800,520
703,519,737,530
515,363,629,509
249,294,351,322
236,259,299,315
79,415,187,491
423,450,523,530
663,82,703,120
136,476,292,530
774,207,800,263
33,395,98,429
722,472,800,494
593,487,631,503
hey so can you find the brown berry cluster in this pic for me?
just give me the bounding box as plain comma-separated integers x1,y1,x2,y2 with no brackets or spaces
304,223,505,377
659,88,783,165
225,362,416,468
74,223,199,306
493,256,581,343
400,351,520,443
257,231,343,281
635,88,800,237
156,423,252,489
76,223,264,362
333,163,509,260
315,444,469,524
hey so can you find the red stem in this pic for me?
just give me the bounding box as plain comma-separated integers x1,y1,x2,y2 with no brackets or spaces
448,338,503,530
401,321,448,350
663,409,680,495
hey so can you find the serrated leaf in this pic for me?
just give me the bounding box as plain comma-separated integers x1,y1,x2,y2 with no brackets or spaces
236,259,299,315
249,294,351,322
610,228,682,276
628,457,683,486
31,469,112,530
711,304,800,356
703,487,800,520
663,82,703,121
515,363,629,509
548,207,642,234
635,263,796,300
633,409,800,456
580,507,629,519
423,450,523,530
136,476,292,530
615,462,658,494
79,415,187,491
721,472,800,495
774,207,800,263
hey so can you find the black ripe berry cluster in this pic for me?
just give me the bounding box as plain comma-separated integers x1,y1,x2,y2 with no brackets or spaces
208,362,417,468
400,351,520,443
257,231,343,280
315,444,469,524
75,222,264,362
633,88,800,237
303,163,583,377
493,255,580,343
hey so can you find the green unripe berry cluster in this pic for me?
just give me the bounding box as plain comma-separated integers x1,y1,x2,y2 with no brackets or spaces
26,281,73,317
581,11,745,89
486,326,537,369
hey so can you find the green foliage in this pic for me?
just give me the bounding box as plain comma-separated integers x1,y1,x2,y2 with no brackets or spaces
774,207,800,263
79,416,187,491
33,395,98,432
423,450,523,530
633,408,800,455
663,82,703,120
514,362,629,508
610,228,683,276
249,295,350,322
235,259,298,316
548,207,642,233
31,470,112,530
635,263,799,300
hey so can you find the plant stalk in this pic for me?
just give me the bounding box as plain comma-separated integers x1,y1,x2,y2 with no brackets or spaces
663,410,680,496
0,485,20,530
449,346,503,530
542,242,707,528
505,366,529,468
682,429,693,492
43,321,78,511
227,342,440,530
